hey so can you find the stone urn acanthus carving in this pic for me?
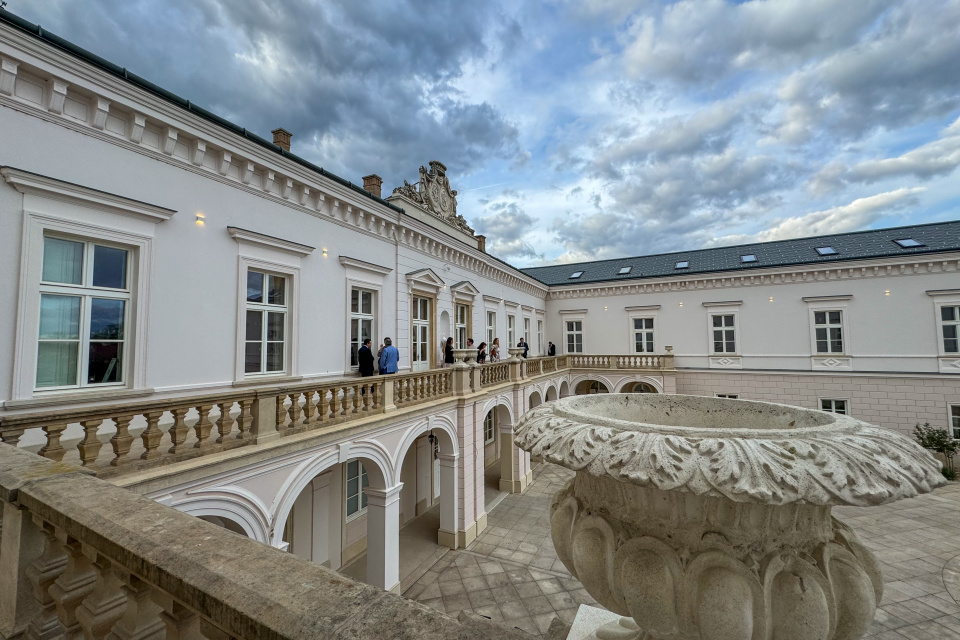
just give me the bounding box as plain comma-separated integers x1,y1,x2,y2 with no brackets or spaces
513,394,945,640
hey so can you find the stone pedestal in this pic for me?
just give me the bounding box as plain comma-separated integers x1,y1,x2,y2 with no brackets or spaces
515,394,946,640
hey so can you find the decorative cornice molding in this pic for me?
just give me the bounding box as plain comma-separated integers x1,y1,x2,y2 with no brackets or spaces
927,289,960,297
338,255,392,276
802,295,853,303
558,308,588,315
482,295,502,305
227,227,315,256
406,268,445,293
702,300,743,307
625,305,662,312
450,280,480,299
1,166,176,223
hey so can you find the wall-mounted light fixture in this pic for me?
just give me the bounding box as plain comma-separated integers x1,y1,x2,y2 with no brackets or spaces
322,248,328,257
604,306,608,311
885,290,890,296
195,213,205,226
678,302,683,308
769,296,774,302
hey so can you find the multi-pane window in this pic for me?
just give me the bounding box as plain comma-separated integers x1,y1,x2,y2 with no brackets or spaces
483,411,495,445
524,318,531,344
821,399,847,414
36,236,131,389
245,270,287,375
633,318,654,353
566,320,583,353
814,311,843,354
345,459,369,518
942,306,960,353
350,288,374,368
716,393,739,399
455,304,469,349
537,320,543,355
508,315,516,345
711,315,736,354
952,405,960,439
486,311,496,345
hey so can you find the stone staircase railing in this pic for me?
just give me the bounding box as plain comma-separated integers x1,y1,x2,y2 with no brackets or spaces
0,353,672,477
0,446,529,640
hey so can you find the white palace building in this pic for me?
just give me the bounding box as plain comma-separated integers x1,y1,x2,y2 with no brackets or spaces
1,8,960,640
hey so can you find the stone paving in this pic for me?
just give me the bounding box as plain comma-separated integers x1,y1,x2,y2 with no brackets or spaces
404,462,960,638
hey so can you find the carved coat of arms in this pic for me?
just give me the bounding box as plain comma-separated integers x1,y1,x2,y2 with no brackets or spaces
392,161,474,234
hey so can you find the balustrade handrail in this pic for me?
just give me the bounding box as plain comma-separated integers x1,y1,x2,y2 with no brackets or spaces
0,446,528,640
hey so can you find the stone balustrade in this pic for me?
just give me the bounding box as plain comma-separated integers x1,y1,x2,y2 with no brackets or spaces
0,354,672,477
0,445,529,640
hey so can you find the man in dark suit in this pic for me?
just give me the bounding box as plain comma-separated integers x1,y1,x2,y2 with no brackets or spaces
547,342,556,357
358,338,375,376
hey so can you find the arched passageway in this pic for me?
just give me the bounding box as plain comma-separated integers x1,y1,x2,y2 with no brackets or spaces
529,390,543,410
545,385,558,402
198,515,250,537
559,380,571,398
480,402,531,508
575,379,610,395
621,381,659,393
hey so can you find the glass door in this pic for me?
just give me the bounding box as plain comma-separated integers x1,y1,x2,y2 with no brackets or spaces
412,296,431,371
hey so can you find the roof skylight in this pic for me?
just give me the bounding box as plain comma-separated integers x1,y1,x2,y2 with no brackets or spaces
741,254,757,263
815,246,837,256
569,271,583,279
675,261,689,269
894,238,924,248
618,266,632,275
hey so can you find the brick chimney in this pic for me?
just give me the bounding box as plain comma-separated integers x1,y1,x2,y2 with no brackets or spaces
477,235,486,252
271,128,292,152
362,174,383,198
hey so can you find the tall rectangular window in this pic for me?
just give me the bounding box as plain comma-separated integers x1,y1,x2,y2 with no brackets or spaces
524,318,530,343
36,236,131,390
814,311,843,354
952,405,960,439
566,320,583,353
820,399,847,414
711,315,736,354
508,315,516,345
942,306,960,353
537,320,543,355
350,288,375,368
486,311,496,345
633,318,655,353
345,459,369,518
455,303,469,349
245,270,287,375
484,411,496,445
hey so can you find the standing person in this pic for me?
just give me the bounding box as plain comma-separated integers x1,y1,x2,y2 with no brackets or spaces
547,341,556,357
490,338,501,362
444,336,455,367
477,342,487,363
379,337,399,374
518,337,529,358
358,338,374,377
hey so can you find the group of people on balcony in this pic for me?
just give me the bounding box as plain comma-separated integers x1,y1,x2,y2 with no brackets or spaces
357,338,399,377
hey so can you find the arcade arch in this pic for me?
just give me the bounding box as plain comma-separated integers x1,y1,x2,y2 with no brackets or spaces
575,379,610,395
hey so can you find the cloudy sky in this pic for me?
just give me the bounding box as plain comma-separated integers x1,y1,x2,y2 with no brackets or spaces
10,0,960,266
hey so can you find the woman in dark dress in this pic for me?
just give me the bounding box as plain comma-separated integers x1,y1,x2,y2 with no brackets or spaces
444,336,455,366
477,342,487,363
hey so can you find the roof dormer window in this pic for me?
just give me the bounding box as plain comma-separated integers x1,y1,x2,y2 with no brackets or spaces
894,238,924,248
618,267,632,275
740,254,757,263
675,261,689,269
569,271,583,279
815,247,837,256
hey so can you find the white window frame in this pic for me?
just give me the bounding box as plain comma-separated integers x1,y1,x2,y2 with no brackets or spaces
243,268,290,377
455,303,469,349
524,317,531,344
950,404,960,440
632,317,656,353
486,310,497,345
234,256,301,382
9,182,168,402
820,398,849,415
344,459,369,520
565,320,584,354
710,314,737,354
804,296,852,371
508,314,516,346
927,290,960,372
349,287,377,370
483,410,496,445
941,304,960,355
537,319,544,356
340,257,391,374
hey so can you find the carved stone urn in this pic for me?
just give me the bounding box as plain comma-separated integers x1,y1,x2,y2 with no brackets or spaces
513,394,945,640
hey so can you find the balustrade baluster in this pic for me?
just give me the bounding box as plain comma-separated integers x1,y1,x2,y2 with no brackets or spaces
78,420,104,467
109,415,134,466
49,537,95,640
38,423,68,462
25,521,67,640
275,396,287,432
168,408,189,453
287,393,302,428
215,402,234,444
361,384,372,411
104,574,164,640
316,389,329,422
302,391,316,425
140,412,164,459
75,555,127,640
1,428,24,446
352,385,361,414
237,400,253,439
157,599,203,640
340,386,350,417
193,405,214,448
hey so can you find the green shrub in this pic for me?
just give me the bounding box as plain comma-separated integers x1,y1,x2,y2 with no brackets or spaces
914,422,958,480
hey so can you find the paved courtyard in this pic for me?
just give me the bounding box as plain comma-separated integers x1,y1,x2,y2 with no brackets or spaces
403,462,960,639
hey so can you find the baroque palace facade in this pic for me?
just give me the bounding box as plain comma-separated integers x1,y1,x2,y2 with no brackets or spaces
1,8,960,640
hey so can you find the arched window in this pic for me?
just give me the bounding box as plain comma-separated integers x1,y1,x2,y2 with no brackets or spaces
575,380,609,395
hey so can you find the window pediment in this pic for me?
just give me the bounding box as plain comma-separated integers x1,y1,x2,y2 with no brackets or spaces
228,227,315,257
339,255,392,276
406,268,445,293
450,280,480,301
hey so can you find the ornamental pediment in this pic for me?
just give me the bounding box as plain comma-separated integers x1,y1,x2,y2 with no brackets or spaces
390,160,474,235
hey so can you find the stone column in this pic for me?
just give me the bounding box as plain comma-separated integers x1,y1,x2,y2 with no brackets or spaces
364,484,403,593
250,389,279,444
437,453,459,550
0,503,43,640
498,425,523,493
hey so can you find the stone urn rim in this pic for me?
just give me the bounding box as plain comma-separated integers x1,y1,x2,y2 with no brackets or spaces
515,393,945,507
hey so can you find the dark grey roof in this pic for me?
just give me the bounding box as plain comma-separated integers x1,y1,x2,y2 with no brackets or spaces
521,220,960,286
